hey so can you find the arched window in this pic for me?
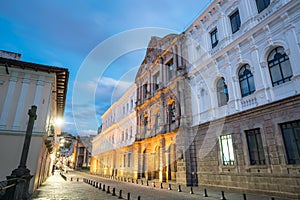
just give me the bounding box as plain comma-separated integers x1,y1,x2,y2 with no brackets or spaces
217,78,229,107
267,47,293,86
239,64,255,97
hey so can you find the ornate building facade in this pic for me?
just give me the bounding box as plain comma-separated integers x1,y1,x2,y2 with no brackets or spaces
133,34,191,183
92,0,300,198
186,0,300,198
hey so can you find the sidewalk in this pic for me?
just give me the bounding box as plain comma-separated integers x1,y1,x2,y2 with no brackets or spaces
31,171,115,200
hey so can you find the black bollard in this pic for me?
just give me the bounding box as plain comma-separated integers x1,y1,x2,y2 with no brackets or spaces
112,188,116,196
99,183,102,190
153,182,156,188
127,192,130,200
118,190,123,199
132,178,134,183
243,193,247,200
137,196,141,200
168,184,172,190
107,186,110,194
70,177,73,181
136,179,138,184
178,185,182,192
141,180,143,185
102,184,105,191
95,182,98,188
77,178,79,182
160,182,163,189
190,187,194,194
221,191,226,200
203,188,208,197
146,180,149,186
271,198,275,200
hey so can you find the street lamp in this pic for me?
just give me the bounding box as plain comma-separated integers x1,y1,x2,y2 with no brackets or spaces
55,117,64,127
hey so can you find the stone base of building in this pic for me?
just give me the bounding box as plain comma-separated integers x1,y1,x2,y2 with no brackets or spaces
192,94,300,199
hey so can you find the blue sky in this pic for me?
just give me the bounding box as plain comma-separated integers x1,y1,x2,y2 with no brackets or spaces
0,0,211,136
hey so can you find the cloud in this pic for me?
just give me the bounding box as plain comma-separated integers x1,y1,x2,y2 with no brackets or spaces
77,129,97,137
0,0,212,136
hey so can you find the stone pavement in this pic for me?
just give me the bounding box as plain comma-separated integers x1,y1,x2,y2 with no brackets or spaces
31,171,116,200
63,170,293,200
32,170,294,200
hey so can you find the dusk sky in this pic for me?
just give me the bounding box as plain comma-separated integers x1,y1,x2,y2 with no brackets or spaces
0,0,211,136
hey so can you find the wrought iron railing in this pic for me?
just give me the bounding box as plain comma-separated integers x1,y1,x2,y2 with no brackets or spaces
0,177,18,199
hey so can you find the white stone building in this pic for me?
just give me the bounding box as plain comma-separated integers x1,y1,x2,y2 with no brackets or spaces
187,0,300,124
91,84,137,177
0,50,68,193
184,0,300,198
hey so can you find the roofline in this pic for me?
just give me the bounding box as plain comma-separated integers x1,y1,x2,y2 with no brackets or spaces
0,57,69,117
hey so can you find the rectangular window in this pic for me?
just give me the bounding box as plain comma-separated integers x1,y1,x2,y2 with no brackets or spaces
246,129,265,165
230,10,241,34
153,72,160,91
256,0,270,13
220,134,235,166
280,120,300,164
210,28,218,48
123,154,126,167
167,59,174,81
130,99,133,110
79,147,85,155
128,153,131,167
143,83,148,99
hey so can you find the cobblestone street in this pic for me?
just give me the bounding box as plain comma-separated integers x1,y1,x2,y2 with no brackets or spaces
31,170,293,200
31,171,115,200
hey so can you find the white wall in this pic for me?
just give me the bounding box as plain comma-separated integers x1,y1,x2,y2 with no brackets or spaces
186,0,300,126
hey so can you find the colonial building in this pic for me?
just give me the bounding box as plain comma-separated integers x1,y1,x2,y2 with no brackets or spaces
186,0,300,198
71,135,94,169
133,34,191,183
91,85,137,177
0,50,68,193
91,0,300,198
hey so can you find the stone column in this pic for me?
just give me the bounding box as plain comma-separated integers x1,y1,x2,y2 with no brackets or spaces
0,72,18,129
159,138,166,182
12,74,31,130
284,24,300,76
7,105,37,200
133,143,141,179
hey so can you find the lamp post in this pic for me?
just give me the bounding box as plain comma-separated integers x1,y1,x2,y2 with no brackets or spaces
6,105,37,200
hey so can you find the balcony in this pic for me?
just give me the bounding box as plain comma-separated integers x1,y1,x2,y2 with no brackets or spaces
241,95,258,110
